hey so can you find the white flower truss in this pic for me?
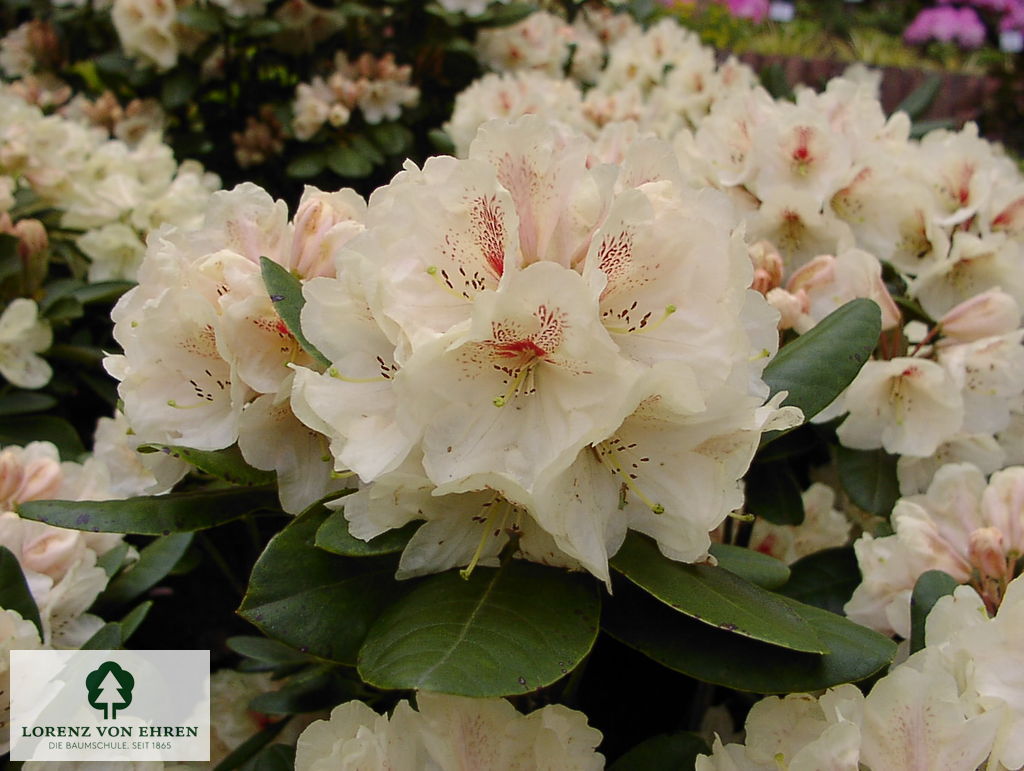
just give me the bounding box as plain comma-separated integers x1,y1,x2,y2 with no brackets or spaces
291,116,800,584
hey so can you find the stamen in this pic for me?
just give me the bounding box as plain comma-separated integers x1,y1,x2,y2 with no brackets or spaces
166,399,208,410
493,365,532,407
606,304,677,336
426,265,471,302
328,367,389,384
460,498,510,580
599,444,664,514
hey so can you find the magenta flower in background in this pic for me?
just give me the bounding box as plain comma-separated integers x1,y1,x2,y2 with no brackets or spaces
722,0,770,22
905,5,987,47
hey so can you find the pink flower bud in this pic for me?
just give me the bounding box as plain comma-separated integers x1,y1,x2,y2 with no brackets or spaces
938,289,1020,344
786,254,835,295
289,188,364,278
766,287,808,330
969,526,1009,583
16,456,63,504
748,240,783,294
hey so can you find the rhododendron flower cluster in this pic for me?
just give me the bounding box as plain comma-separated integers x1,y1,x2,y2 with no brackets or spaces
0,85,218,283
290,115,800,583
292,52,420,140
698,573,1024,770
106,183,366,513
846,462,1024,637
295,692,603,770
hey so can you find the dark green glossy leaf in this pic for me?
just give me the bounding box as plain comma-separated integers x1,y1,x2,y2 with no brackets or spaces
603,581,896,693
709,543,790,590
81,623,122,650
778,547,860,616
96,533,193,609
428,129,455,155
0,546,42,636
358,562,600,697
177,4,221,32
350,135,383,166
315,509,420,557
837,445,899,518
610,534,824,653
138,443,275,487
70,281,134,305
910,570,959,653
248,667,341,714
762,298,881,424
238,508,400,665
259,257,330,368
0,416,85,460
477,2,537,26
0,391,57,417
609,731,710,771
161,67,198,110
240,744,295,771
17,485,278,534
96,542,131,578
910,118,956,139
0,234,20,281
119,601,152,642
213,720,287,771
227,636,311,666
745,461,805,525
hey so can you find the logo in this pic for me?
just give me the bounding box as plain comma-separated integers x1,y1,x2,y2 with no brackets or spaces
86,662,135,719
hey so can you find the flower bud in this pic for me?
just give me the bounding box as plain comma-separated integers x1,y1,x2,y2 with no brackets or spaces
748,240,783,294
16,456,63,504
766,287,808,330
289,188,364,278
938,289,1020,345
968,526,1009,583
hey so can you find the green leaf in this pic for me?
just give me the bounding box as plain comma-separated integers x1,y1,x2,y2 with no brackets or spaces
17,485,278,535
213,720,287,771
325,144,374,178
285,151,326,179
248,667,341,714
0,416,86,460
477,2,537,26
909,118,956,140
97,542,131,577
259,257,331,368
349,135,384,166
238,507,401,665
428,129,455,155
70,281,134,305
368,123,413,156
241,744,295,771
709,543,790,590
609,732,710,771
610,534,824,653
138,443,276,487
0,391,58,417
81,623,123,650
227,636,311,667
603,581,896,693
910,570,959,654
0,546,42,636
119,601,152,642
96,533,193,609
177,4,221,32
0,234,21,281
161,67,198,110
745,461,805,525
762,298,881,425
358,562,601,697
896,74,941,120
778,547,860,616
243,18,282,37
315,509,420,557
43,296,84,323
837,445,899,518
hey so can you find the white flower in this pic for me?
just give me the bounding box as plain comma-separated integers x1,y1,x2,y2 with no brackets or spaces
846,463,1024,637
749,482,851,563
111,0,180,71
77,222,147,282
475,11,571,77
91,412,188,497
836,357,964,457
0,299,51,389
295,692,603,771
0,608,46,754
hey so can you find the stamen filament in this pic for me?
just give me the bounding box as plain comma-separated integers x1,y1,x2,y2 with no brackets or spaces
167,399,209,410
328,367,388,384
606,304,677,336
460,499,510,580
426,265,470,302
600,444,664,514
493,365,532,407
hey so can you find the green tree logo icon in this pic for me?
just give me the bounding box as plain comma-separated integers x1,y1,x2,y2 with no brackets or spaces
86,661,135,719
